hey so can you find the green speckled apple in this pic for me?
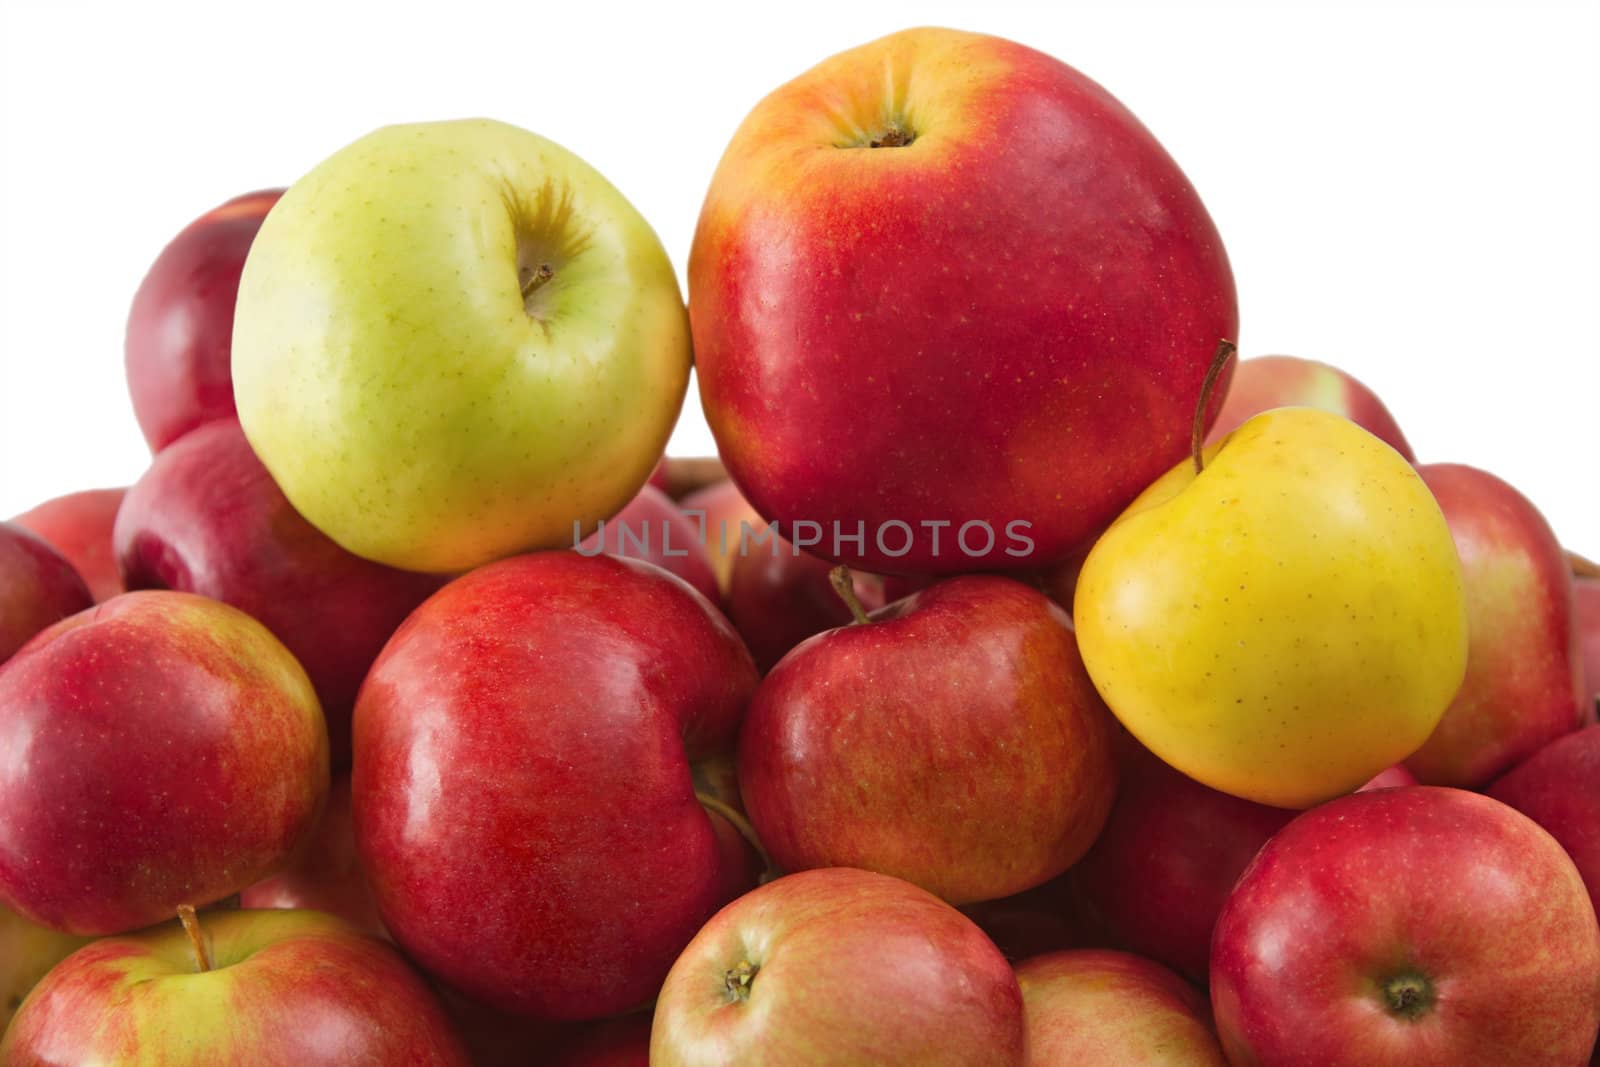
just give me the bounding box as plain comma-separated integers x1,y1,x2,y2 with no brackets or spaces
233,118,691,573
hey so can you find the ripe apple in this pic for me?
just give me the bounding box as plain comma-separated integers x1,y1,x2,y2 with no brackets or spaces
651,867,1026,1066
740,575,1116,904
0,523,92,665
679,480,761,594
1,905,90,1033
1578,575,1600,712
1205,354,1414,460
233,119,692,573
1017,949,1227,1066
1489,724,1600,913
960,872,1099,964
691,27,1236,574
10,487,126,602
726,534,888,672
0,591,328,935
125,189,281,451
1211,787,1600,1066
1405,464,1587,787
240,776,384,938
353,552,759,1019
578,484,720,604
1075,408,1468,807
550,1012,652,1066
0,910,468,1064
115,418,445,765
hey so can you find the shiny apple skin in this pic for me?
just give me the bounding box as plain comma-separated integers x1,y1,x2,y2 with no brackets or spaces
578,484,720,604
1206,354,1414,460
353,552,759,1020
10,488,127,602
0,522,92,665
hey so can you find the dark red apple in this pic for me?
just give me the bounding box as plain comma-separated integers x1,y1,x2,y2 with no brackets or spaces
0,523,92,665
726,533,888,672
1489,724,1600,914
240,776,384,937
578,484,720,604
550,1012,652,1066
1576,575,1599,714
115,419,445,766
125,189,283,451
1205,354,1414,460
1211,787,1600,1066
353,552,759,1020
10,488,126,602
960,872,1099,964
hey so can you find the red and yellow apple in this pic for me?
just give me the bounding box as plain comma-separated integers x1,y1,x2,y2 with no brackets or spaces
240,776,384,938
1205,354,1414,460
10,488,126,602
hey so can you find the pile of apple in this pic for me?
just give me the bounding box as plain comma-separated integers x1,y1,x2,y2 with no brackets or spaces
3,26,1599,1067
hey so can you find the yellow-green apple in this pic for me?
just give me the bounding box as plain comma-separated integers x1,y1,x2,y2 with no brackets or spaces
679,480,761,594
577,484,720,603
1,905,90,1034
10,487,126,602
0,910,468,1064
1205,354,1414,460
726,536,888,672
1016,949,1227,1066
1489,724,1600,913
233,119,691,573
1405,464,1588,787
1075,408,1468,807
0,523,91,664
1211,787,1600,1066
353,552,759,1019
650,867,1026,1066
1578,576,1600,711
125,189,282,451
240,776,384,938
114,419,445,766
690,27,1236,574
739,575,1117,904
0,591,328,934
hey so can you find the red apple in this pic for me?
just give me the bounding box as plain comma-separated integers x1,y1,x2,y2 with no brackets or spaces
10,488,126,602
961,873,1099,964
0,591,328,935
578,484,720,604
550,1012,652,1066
691,28,1236,574
739,575,1116,904
0,910,468,1064
1,905,91,1033
0,523,92,665
1576,575,1600,714
651,867,1025,1066
1204,355,1414,460
726,533,888,672
353,552,759,1020
1489,724,1600,914
1360,764,1419,790
125,189,282,451
679,480,761,594
1017,949,1227,1066
240,776,384,938
114,418,444,766
1405,465,1588,787
1211,787,1600,1066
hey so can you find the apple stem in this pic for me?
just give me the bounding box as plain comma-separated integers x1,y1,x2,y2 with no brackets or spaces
520,263,554,300
1569,550,1600,580
176,905,211,973
1191,339,1238,475
695,792,779,885
829,566,872,625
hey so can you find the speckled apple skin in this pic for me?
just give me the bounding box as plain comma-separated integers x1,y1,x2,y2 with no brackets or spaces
0,591,329,935
1205,354,1415,461
0,522,92,664
11,487,127,602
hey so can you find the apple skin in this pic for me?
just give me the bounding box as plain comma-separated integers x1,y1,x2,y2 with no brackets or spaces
549,1012,652,1066
0,590,328,935
578,484,720,604
739,575,1117,904
1489,724,1600,914
353,551,759,1020
1016,949,1227,1066
691,27,1236,574
1205,355,1414,460
240,776,384,938
114,418,445,766
960,873,1099,964
233,119,692,574
651,867,1026,1066
10,488,126,602
1,904,91,1034
1405,464,1588,787
1211,787,1600,1067
679,480,762,594
125,189,282,451
726,533,888,672
0,523,92,665
1575,576,1600,714
0,909,468,1064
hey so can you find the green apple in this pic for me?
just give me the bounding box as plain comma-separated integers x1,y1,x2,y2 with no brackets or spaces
233,118,690,573
1,904,90,1035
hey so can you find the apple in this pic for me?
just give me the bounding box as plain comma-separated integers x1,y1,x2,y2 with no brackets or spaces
550,1012,652,1066
10,487,126,602
1361,764,1419,790
114,418,445,765
1075,408,1468,807
679,480,761,594
726,533,888,672
233,119,692,573
1489,724,1600,913
653,456,729,501
740,574,1116,904
0,590,328,935
1,905,90,1034
240,776,384,938
0,523,92,665
125,189,281,451
578,484,720,604
1211,787,1600,1066
1572,575,1599,715
690,27,1236,574
960,873,1099,964
353,551,759,1019
1405,464,1588,787
0,909,468,1063
1017,949,1227,1066
1205,354,1414,460
651,867,1026,1066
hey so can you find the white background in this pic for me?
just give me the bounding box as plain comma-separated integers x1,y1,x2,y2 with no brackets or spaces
2,0,1595,553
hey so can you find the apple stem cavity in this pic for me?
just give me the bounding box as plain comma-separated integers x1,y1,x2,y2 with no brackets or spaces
1379,972,1435,1021
176,904,212,973
1191,339,1239,475
829,566,873,625
869,125,915,148
695,791,780,884
724,958,759,1003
